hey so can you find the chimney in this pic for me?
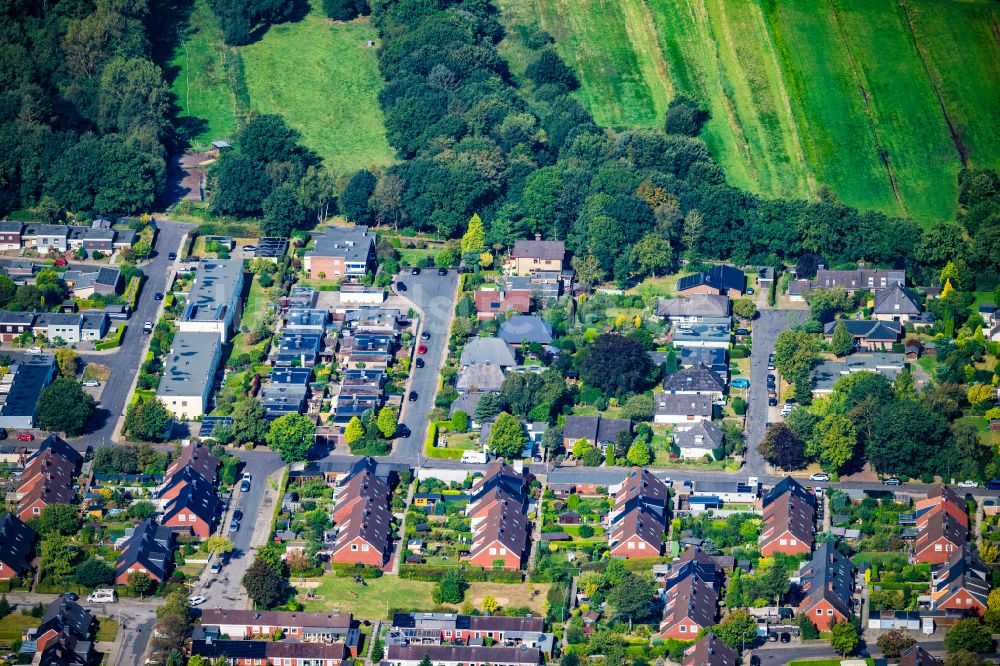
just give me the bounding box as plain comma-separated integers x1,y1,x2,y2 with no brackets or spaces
534,233,541,241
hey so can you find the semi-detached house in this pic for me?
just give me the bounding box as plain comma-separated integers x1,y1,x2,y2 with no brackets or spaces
199,608,358,649
759,477,816,557
796,542,854,631
465,462,529,570
304,225,375,279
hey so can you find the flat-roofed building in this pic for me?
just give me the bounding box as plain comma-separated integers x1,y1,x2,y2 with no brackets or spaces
156,331,222,419
178,259,244,342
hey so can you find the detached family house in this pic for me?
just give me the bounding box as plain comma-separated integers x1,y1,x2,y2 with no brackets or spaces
304,225,376,279
662,364,726,400
759,477,815,557
676,265,744,298
653,394,712,429
505,236,565,275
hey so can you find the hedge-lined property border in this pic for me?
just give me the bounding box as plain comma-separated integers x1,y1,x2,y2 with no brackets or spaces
95,324,126,350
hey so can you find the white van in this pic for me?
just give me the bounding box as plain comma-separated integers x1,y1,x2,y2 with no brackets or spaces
461,450,488,464
87,589,117,603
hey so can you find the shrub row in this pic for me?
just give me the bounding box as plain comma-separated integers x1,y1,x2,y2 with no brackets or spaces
95,324,126,350
123,276,142,309
398,565,523,584
329,563,384,579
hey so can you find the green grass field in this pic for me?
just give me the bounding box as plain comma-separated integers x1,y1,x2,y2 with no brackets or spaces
500,0,1000,225
241,5,396,173
160,0,394,171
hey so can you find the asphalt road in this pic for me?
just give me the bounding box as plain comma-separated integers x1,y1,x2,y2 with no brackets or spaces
744,309,806,474
193,449,284,608
77,220,194,447
388,269,459,465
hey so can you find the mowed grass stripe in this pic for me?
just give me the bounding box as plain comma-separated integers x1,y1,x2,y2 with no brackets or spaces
761,0,903,216
648,0,757,191
240,5,395,173
704,0,811,198
832,0,960,224
168,0,238,148
530,0,667,128
903,0,1000,175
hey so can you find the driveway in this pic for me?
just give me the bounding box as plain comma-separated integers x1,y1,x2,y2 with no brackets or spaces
76,220,194,447
389,269,459,465
193,449,285,608
744,309,806,474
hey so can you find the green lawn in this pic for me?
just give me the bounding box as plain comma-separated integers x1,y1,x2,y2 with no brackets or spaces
96,617,120,642
165,0,239,148
0,613,40,642
241,4,395,172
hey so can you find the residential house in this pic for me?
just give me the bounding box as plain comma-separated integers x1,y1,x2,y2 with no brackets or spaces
823,319,902,350
284,308,329,333
0,221,23,250
673,421,724,460
873,283,923,323
390,613,545,645
177,259,245,342
33,312,109,343
330,458,394,566
897,645,942,666
790,267,906,300
164,441,220,487
255,237,290,262
653,394,712,429
0,311,35,342
161,475,217,538
505,236,565,276
504,274,561,304
33,596,94,654
387,645,541,666
659,560,719,640
456,364,506,394
62,267,121,298
930,548,989,615
37,632,94,666
465,462,529,570
688,479,759,505
656,294,730,323
681,633,737,666
609,468,668,558
474,289,531,320
16,435,79,520
26,225,70,254
199,608,357,646
338,333,394,367
759,477,815,556
275,331,324,367
81,228,115,252
662,364,726,400
796,542,854,631
676,265,744,298
678,348,729,377
811,353,906,395
671,320,732,349
156,331,222,419
304,226,375,278
191,640,348,666
261,383,309,420
0,512,35,580
0,354,57,429
459,337,517,369
115,518,175,584
914,512,967,564
497,315,553,346
562,415,631,452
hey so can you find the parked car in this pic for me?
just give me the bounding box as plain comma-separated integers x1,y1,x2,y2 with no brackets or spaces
411,268,421,275
240,479,250,492
987,480,1000,490
731,378,750,389
188,595,206,607
437,268,448,276
809,473,830,482
735,328,749,336
242,245,256,252
882,477,902,486
396,282,407,291
957,480,978,488
167,252,177,260
779,632,789,643
154,292,163,301
233,509,244,521
417,344,427,354
415,358,425,369
749,656,761,666
143,321,153,333
26,346,42,354
17,433,33,441
229,519,240,533
421,331,431,340
768,397,777,406
767,373,776,382
82,379,100,387
63,592,78,601
87,589,116,603
0,429,7,440
209,560,222,574
408,391,418,402
54,258,67,266
396,424,411,439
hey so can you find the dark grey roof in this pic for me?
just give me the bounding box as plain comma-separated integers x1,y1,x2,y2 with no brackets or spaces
0,513,35,575
873,283,921,316
823,319,902,341
762,476,815,509
0,311,35,325
39,597,93,642
306,226,374,263
673,421,724,451
115,518,174,581
271,368,313,385
182,259,243,323
161,476,216,527
511,238,565,261
459,337,516,367
498,315,554,344
663,364,726,393
676,264,744,295
799,542,853,618
562,415,631,443
1,357,56,421
157,332,220,398
255,237,289,259
656,294,730,318
654,393,712,417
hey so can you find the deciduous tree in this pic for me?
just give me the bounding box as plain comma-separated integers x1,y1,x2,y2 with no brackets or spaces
124,398,172,441
243,558,287,609
266,414,315,462
578,334,652,396
489,412,527,459
830,621,859,656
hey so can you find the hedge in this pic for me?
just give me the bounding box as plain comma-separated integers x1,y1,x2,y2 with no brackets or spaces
398,565,523,583
123,276,142,309
330,563,384,579
95,324,126,350
425,421,464,460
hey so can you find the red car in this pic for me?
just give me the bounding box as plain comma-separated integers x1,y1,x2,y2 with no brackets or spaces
17,433,34,441
53,258,67,266
417,344,427,354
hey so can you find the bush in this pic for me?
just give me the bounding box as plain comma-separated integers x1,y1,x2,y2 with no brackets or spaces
732,397,746,415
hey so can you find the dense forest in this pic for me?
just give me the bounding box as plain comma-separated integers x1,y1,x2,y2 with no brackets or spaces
0,0,172,217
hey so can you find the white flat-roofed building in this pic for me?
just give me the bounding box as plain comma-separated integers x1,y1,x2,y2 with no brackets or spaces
177,259,244,342
156,332,222,419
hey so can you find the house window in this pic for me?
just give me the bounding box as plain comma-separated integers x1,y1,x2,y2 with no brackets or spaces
790,539,797,546
638,542,645,549
827,609,833,615
499,548,506,555
351,544,358,551
33,507,40,514
362,544,369,552
679,626,686,633
779,539,787,546
816,609,823,616
935,544,942,551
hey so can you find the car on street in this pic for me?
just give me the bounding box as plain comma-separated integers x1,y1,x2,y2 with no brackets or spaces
167,252,177,260
229,519,240,533
411,268,421,275
767,373,776,382
438,268,448,276
240,479,251,492
87,589,116,603
779,632,789,643
882,477,902,486
396,282,407,291
17,433,33,441
63,592,78,601
735,328,749,336
233,509,244,521
809,473,830,482
421,331,431,340
54,258,67,266
143,321,153,333
154,292,163,300
417,344,427,354
415,358,425,369
26,346,41,354
768,397,777,406
768,390,777,399
210,560,222,574
957,480,979,488
242,245,256,252
408,391,418,401
986,480,1000,490
396,424,411,438
188,595,207,606
82,379,100,387
749,656,761,666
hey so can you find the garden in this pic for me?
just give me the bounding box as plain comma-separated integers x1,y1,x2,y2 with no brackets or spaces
540,491,611,556
827,490,911,552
